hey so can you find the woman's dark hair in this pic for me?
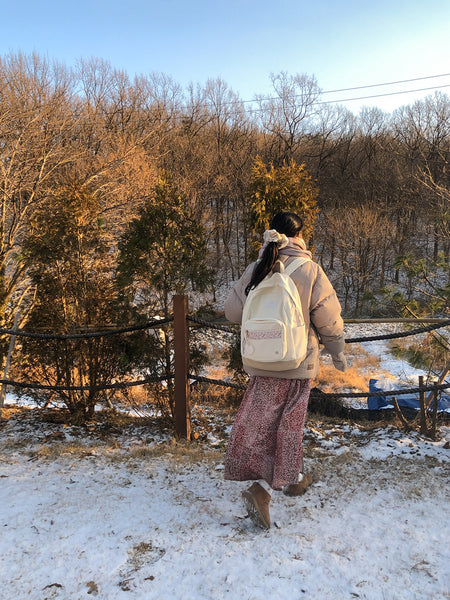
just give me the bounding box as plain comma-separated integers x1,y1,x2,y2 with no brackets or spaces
245,211,303,295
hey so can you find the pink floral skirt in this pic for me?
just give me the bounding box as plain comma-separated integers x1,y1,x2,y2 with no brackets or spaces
224,376,311,490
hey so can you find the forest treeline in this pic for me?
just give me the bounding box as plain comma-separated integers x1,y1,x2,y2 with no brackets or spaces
1,53,449,418
2,52,449,316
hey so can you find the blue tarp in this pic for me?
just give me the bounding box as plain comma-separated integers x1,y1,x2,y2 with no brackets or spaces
368,378,450,412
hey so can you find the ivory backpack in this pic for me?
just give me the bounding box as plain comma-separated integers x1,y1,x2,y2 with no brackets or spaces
241,257,311,371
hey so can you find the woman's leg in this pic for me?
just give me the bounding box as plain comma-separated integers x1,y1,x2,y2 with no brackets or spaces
271,379,311,490
224,377,311,490
224,376,295,487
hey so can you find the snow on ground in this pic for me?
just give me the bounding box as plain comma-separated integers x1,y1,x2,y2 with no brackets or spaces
345,323,430,383
0,323,449,600
335,323,437,411
0,411,449,600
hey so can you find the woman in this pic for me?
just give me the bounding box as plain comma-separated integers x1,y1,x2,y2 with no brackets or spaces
224,211,346,529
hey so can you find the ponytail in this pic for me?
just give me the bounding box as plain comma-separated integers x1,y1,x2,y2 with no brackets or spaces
245,242,279,295
244,211,304,296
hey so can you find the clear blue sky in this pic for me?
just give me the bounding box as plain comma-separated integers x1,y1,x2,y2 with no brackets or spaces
1,0,450,113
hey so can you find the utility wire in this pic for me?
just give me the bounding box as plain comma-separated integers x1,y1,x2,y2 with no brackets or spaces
316,83,450,106
314,73,450,96
246,84,450,112
244,72,450,105
191,73,450,111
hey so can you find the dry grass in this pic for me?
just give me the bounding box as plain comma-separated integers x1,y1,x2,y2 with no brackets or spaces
204,364,231,381
0,406,27,419
21,435,224,465
313,364,369,393
108,439,223,467
191,378,243,411
348,343,381,370
123,385,153,406
119,384,173,418
193,343,383,402
27,441,105,460
130,438,219,460
312,344,383,393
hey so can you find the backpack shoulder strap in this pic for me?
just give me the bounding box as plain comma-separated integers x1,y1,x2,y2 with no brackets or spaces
283,256,311,277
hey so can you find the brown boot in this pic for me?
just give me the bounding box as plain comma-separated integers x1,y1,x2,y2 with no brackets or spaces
283,473,313,496
242,482,271,530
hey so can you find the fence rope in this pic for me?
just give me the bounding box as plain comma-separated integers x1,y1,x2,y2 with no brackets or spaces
0,311,448,399
2,370,448,397
188,374,450,398
189,374,247,390
188,315,450,342
0,375,173,392
0,315,448,343
309,382,450,399
0,317,173,340
344,319,450,343
187,316,237,333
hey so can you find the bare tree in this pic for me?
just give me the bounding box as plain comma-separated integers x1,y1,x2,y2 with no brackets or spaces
256,72,321,163
322,205,393,314
0,53,80,328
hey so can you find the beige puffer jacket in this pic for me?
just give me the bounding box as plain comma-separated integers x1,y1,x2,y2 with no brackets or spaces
224,249,345,379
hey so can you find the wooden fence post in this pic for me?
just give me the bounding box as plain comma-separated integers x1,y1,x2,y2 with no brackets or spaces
173,295,191,440
418,375,427,435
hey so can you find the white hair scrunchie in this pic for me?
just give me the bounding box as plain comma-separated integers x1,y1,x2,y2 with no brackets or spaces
263,229,289,249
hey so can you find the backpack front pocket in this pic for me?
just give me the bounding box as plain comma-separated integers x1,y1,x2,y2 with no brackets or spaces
242,319,286,361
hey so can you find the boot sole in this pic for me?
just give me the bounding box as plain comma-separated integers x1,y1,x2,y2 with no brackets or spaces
242,490,270,530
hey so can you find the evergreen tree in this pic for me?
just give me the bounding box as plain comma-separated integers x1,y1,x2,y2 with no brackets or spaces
118,172,214,415
15,182,150,421
247,157,319,255
118,172,213,316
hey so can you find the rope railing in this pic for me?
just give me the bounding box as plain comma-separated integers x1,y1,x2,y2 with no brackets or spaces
0,317,173,340
189,374,450,397
1,296,449,438
187,316,237,334
189,374,247,391
1,370,448,396
188,315,450,343
0,315,448,343
0,374,173,392
187,313,450,402
344,319,450,343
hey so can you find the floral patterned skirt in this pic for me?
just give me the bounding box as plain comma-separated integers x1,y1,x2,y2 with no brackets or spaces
224,376,311,490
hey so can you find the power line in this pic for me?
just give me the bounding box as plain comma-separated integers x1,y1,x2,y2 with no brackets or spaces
316,83,450,106
242,83,450,114
175,73,450,115
320,73,450,95
240,72,450,105
215,72,450,109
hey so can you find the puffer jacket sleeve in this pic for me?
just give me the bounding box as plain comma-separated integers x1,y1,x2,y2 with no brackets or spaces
309,265,345,358
224,263,254,324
